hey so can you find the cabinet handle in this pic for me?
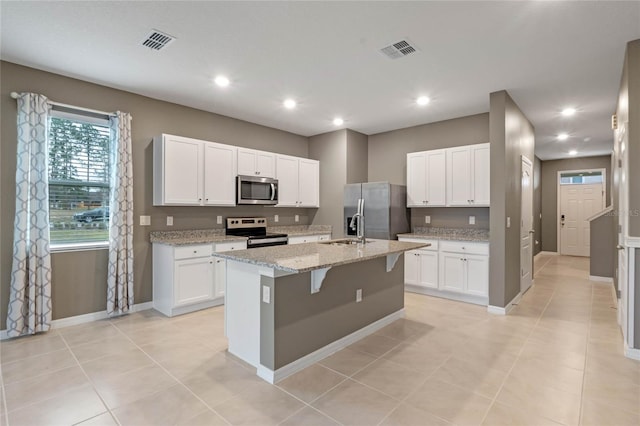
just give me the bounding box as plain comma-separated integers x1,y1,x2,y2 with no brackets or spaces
209,261,213,264
193,250,197,253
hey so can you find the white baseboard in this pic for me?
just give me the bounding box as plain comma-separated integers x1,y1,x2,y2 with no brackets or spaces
0,301,154,340
404,285,488,306
257,309,405,384
624,343,640,361
487,292,522,316
589,275,614,283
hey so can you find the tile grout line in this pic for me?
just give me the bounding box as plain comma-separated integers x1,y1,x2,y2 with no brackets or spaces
578,273,596,426
477,254,561,425
107,320,233,426
58,326,121,426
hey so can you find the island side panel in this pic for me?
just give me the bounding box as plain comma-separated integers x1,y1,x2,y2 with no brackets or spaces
260,254,405,371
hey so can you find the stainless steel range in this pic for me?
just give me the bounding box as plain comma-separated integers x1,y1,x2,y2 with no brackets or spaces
226,217,288,248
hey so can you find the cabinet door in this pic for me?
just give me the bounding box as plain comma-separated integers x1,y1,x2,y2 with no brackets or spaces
276,155,299,207
214,258,226,298
418,250,439,289
425,150,446,206
404,250,421,285
471,144,490,206
174,258,214,306
447,146,472,206
407,152,427,207
439,253,465,293
256,151,276,178
163,137,202,205
204,143,237,206
237,148,257,176
298,159,319,207
465,254,488,296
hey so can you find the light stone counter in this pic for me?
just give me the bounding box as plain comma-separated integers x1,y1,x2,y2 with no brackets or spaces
267,225,332,237
398,227,489,242
213,238,429,273
149,229,247,246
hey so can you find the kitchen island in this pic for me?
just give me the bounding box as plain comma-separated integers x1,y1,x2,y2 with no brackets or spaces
213,238,429,383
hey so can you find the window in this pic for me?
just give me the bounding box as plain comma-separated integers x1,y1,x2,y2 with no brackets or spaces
559,171,604,185
48,110,111,249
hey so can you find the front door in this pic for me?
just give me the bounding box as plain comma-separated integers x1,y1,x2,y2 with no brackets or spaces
521,156,533,294
560,183,605,256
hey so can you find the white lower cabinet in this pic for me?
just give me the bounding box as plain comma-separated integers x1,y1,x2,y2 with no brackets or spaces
287,234,331,244
153,240,247,317
400,237,489,305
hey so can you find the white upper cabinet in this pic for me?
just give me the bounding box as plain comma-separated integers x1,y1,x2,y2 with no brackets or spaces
406,149,446,207
153,134,236,206
276,155,319,208
408,143,489,208
238,148,276,178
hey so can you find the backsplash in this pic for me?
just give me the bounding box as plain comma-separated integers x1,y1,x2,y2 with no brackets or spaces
410,207,489,229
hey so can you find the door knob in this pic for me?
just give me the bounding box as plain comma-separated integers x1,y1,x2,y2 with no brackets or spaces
529,230,535,234
616,245,624,250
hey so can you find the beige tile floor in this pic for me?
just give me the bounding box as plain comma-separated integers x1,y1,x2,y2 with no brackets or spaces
1,254,639,425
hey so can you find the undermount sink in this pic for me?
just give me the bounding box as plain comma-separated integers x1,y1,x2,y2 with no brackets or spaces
319,238,371,246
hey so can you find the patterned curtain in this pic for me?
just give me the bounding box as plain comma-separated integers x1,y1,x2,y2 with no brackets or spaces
6,93,53,337
107,112,134,315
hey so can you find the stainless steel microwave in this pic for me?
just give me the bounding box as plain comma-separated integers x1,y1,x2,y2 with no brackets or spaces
237,175,278,205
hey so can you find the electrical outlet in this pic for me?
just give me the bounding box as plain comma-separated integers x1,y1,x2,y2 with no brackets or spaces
216,215,222,225
469,215,475,225
507,217,511,228
140,215,151,226
262,285,271,304
274,214,279,223
356,289,362,302
425,215,431,224
295,215,299,222
166,216,173,226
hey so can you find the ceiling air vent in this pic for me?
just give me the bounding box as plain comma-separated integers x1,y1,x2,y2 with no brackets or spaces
380,39,419,59
142,30,176,51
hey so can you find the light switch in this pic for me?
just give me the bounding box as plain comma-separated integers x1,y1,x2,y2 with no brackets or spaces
295,215,299,222
425,215,431,224
262,285,271,304
166,216,173,226
469,216,475,225
507,217,511,228
140,215,151,226
216,215,222,225
274,214,279,223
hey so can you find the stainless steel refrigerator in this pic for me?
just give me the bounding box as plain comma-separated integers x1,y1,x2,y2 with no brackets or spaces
344,182,410,240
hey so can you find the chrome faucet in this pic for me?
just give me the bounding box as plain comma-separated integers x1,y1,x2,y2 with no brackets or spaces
350,198,366,244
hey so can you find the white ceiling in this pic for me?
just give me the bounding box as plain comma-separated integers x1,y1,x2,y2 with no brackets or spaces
2,1,639,160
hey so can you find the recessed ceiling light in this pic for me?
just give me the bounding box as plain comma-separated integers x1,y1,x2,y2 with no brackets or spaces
569,150,577,156
557,133,569,141
333,117,344,126
283,99,297,109
416,96,430,106
561,108,576,117
214,75,230,87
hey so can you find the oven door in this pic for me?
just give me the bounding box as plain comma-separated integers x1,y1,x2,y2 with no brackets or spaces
237,175,278,205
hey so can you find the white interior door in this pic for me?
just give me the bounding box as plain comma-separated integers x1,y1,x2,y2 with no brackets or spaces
560,183,604,256
617,122,629,341
521,156,533,294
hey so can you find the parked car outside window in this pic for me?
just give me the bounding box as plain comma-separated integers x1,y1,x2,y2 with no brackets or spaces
73,207,110,223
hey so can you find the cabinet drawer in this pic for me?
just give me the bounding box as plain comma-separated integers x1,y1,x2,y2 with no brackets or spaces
215,241,247,252
174,244,213,260
288,235,319,244
398,238,438,251
439,241,488,255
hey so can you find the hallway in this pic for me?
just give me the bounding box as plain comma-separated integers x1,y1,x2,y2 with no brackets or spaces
1,254,638,425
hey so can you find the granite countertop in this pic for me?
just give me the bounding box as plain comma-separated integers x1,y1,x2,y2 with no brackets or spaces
212,239,429,273
268,225,332,237
398,227,490,242
150,229,247,246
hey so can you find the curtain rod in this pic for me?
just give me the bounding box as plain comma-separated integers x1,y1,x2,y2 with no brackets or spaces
10,91,117,118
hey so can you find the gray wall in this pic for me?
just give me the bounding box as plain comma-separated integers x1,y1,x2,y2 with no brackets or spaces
368,113,490,229
540,155,611,252
260,255,404,370
489,90,535,308
346,129,368,184
533,156,542,255
590,212,614,278
309,130,347,238
0,61,312,329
